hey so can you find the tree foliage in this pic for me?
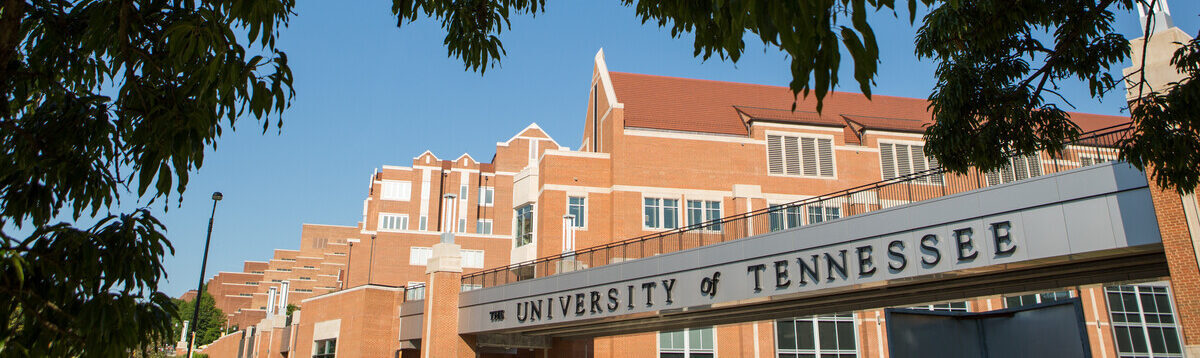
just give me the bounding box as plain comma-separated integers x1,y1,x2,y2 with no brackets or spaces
172,288,225,347
393,0,1200,193
0,0,294,356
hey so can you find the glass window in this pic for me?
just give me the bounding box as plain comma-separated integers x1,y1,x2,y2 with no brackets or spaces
1005,290,1072,308
409,247,432,266
458,218,467,233
515,205,534,247
462,249,485,268
313,338,336,358
418,216,427,231
478,187,494,205
380,181,411,201
476,219,492,235
378,213,408,231
776,313,857,357
807,206,840,224
460,184,468,198
569,196,586,227
686,200,722,231
659,327,714,358
644,198,679,230
1106,284,1184,357
769,205,803,232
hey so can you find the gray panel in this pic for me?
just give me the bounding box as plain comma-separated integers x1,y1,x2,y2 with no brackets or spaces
1062,198,1118,253
458,164,1161,333
1018,205,1071,259
1111,188,1162,247
1056,165,1119,201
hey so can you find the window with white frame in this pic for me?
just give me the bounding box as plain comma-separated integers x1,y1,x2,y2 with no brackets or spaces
476,219,493,234
985,154,1044,186
419,216,428,231
659,327,714,358
879,141,943,184
462,249,485,269
458,218,467,233
769,205,804,232
479,187,494,206
313,338,336,358
515,205,534,247
807,205,841,224
1106,284,1184,357
686,200,721,231
1005,290,1071,308
568,196,586,228
380,181,411,201
409,247,432,266
767,134,835,177
459,184,468,200
644,198,679,230
776,313,857,358
378,213,408,231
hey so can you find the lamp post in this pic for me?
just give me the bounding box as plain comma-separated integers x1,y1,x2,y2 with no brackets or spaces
345,238,361,289
186,192,222,358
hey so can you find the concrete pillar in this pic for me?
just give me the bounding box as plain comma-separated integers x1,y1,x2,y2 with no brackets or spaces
266,287,278,316
421,233,476,358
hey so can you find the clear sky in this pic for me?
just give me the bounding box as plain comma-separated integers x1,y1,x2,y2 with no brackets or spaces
154,1,1200,296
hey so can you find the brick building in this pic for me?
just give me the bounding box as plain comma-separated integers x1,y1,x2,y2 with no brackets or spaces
199,11,1199,356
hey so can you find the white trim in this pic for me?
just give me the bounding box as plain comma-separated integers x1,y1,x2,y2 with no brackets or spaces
616,185,731,198
299,284,403,303
495,171,519,176
862,129,925,138
764,131,840,180
624,127,761,144
412,150,438,161
413,165,480,174
836,145,878,152
455,153,476,163
381,165,413,171
594,48,622,108
543,149,611,159
497,123,562,148
752,121,846,133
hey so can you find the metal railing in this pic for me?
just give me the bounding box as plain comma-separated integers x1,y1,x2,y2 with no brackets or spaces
460,124,1133,291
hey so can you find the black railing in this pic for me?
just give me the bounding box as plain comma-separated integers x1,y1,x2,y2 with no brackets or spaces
460,124,1132,291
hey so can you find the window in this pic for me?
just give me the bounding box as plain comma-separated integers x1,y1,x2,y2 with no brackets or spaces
880,142,943,184
1005,290,1071,308
378,213,408,231
245,282,258,285
313,338,336,358
767,134,835,177
807,206,840,224
479,187,494,206
409,247,432,266
776,313,857,358
380,181,411,201
659,327,714,358
239,293,253,297
1106,284,1184,357
419,216,428,231
568,196,586,228
985,154,1043,185
462,249,485,269
644,198,680,230
277,268,292,272
686,200,722,231
299,276,312,280
769,205,804,232
405,282,425,301
515,205,534,247
458,218,467,233
476,219,493,234
908,301,969,312
460,184,468,199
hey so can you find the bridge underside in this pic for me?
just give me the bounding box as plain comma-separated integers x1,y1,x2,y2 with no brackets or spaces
499,247,1167,338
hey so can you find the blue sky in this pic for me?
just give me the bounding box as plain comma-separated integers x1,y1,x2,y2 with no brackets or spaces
151,2,1199,296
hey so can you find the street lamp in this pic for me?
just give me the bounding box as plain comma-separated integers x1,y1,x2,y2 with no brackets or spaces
186,192,222,358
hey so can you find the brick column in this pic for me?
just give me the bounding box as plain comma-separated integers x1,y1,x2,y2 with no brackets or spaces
421,234,476,358
1146,180,1200,355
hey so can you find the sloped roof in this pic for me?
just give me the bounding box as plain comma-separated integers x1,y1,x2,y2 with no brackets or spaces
607,71,1130,136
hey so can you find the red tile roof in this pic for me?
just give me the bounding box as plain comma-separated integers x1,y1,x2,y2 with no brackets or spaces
607,71,1130,136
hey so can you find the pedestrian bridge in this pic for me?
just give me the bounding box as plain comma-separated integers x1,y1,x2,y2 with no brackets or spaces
418,161,1166,340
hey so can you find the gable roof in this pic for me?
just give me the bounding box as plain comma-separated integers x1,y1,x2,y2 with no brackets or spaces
607,71,1130,136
